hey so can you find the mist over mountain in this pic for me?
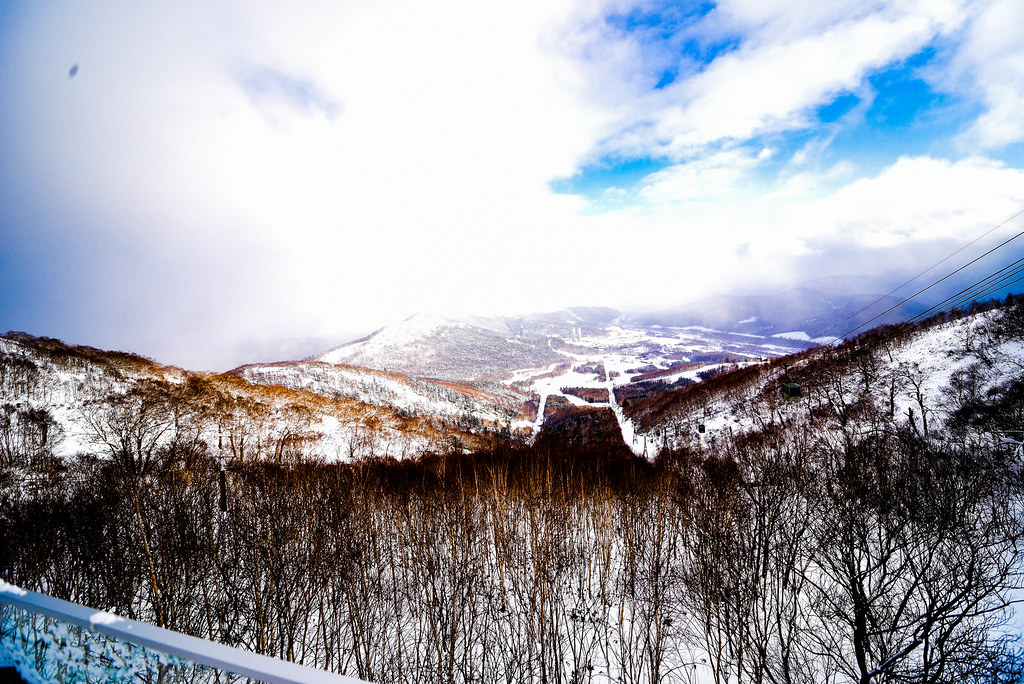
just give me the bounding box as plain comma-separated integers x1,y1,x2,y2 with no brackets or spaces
627,277,929,338
314,313,566,381
309,280,924,381
225,335,358,369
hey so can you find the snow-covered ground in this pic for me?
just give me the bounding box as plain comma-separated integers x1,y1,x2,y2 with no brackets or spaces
14,309,999,465
0,335,446,463
483,319,803,454
235,361,522,427
641,311,1024,454
240,315,813,454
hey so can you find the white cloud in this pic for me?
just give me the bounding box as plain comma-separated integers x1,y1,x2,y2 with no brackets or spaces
771,160,856,198
2,0,1024,369
566,0,966,159
638,148,769,203
952,0,1024,148
581,154,1024,311
794,155,1024,247
0,0,608,363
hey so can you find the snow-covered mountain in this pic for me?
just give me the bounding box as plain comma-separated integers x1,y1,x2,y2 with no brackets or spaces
5,293,1016,468
314,313,563,381
230,359,530,434
619,301,1024,457
627,280,929,339
312,309,817,381
0,332,490,465
292,306,820,446
311,282,930,381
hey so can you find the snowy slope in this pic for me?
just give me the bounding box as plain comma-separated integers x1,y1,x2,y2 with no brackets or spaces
0,335,185,458
232,360,528,428
316,313,563,381
0,333,478,464
307,310,816,453
626,307,1024,455
313,311,813,381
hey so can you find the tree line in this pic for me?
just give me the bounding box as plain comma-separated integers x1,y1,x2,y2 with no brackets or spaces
2,302,1024,682
2,390,1022,682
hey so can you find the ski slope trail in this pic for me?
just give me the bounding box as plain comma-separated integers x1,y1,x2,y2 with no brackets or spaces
605,360,645,457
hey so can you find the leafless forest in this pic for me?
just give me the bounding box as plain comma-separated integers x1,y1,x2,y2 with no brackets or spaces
3,305,1024,683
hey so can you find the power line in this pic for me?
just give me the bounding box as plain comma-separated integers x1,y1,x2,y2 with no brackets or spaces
829,224,1024,342
807,260,1024,384
772,247,1024,412
672,270,1022,440
817,206,1024,340
957,273,1024,308
668,207,1024,435
901,257,1024,325
911,273,1024,325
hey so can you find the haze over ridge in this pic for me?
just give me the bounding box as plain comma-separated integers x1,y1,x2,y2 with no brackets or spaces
2,0,1023,370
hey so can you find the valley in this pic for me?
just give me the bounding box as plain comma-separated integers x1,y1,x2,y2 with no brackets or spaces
294,309,817,449
3,297,1023,684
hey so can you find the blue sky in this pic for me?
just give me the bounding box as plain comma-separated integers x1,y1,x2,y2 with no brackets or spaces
1,0,1024,369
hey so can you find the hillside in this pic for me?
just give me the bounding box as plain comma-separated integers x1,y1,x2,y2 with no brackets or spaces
312,308,815,382
303,288,933,449
3,300,1023,684
314,313,564,381
306,308,815,444
620,297,1024,457
5,296,1020,471
230,359,531,435
0,333,488,470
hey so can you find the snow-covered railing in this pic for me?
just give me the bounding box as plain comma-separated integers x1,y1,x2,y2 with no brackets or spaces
0,581,366,683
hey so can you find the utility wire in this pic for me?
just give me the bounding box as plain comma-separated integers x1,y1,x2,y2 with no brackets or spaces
672,207,1024,433
817,206,1024,340
808,260,1024,382
901,258,1024,325
678,265,1024,439
829,224,1024,342
935,266,1024,313
838,269,1024,375
916,273,1024,323
775,249,1024,404
686,254,1024,444
964,274,1024,306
